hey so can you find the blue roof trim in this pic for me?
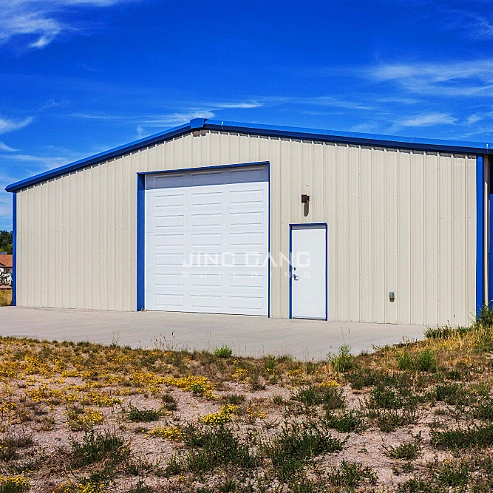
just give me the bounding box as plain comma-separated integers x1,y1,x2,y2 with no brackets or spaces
6,118,493,192
5,121,190,192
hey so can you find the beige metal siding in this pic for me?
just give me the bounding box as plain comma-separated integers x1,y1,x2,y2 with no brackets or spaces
16,130,477,326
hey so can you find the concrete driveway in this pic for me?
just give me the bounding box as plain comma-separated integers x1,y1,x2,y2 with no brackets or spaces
0,307,427,361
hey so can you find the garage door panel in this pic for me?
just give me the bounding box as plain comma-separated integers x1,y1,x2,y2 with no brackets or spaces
191,191,223,206
145,165,268,315
155,273,185,287
154,253,185,266
155,294,185,308
190,273,222,287
190,295,223,309
191,213,223,227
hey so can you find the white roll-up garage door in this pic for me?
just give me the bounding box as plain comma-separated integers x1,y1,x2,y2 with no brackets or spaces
145,165,269,315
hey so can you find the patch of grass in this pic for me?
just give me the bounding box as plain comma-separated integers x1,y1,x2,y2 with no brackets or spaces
220,393,245,405
292,385,345,409
0,433,34,462
213,345,233,359
383,435,422,461
264,420,346,481
123,480,155,493
182,423,257,474
326,345,354,373
69,430,130,468
161,392,177,411
432,382,472,406
125,404,162,423
396,478,441,493
431,424,493,449
429,459,470,488
326,460,377,488
324,409,366,433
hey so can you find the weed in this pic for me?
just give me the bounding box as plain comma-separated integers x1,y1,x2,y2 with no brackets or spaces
69,430,130,468
148,425,183,440
396,348,414,371
182,423,257,473
326,345,354,373
161,393,177,411
0,433,33,461
292,385,345,410
431,424,493,449
396,478,441,493
347,366,386,389
0,475,29,493
368,408,419,432
125,404,162,423
66,406,104,431
124,479,154,493
272,395,285,405
264,355,276,373
429,459,470,488
265,420,346,480
326,460,377,488
213,345,233,358
415,349,437,372
221,393,245,405
324,409,367,433
383,435,422,460
432,382,472,406
366,384,404,409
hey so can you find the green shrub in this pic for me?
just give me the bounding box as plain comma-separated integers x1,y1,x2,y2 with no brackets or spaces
415,349,437,372
431,424,493,449
433,383,471,406
69,430,129,468
161,393,177,411
327,345,354,373
383,436,421,460
213,345,233,358
430,459,470,488
326,460,377,488
183,423,256,473
324,409,366,433
265,421,346,480
125,404,162,423
292,385,345,409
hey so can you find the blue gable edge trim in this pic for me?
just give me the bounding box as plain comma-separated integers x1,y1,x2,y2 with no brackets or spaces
6,119,493,193
477,156,485,316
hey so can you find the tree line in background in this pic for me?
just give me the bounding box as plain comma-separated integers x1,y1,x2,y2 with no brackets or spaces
0,230,13,254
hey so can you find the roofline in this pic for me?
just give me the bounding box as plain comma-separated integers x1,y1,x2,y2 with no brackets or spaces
6,118,493,192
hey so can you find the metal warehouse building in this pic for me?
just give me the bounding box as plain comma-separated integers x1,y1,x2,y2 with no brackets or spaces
6,119,492,327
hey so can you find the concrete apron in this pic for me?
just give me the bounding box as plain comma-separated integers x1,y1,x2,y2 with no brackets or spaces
0,307,427,361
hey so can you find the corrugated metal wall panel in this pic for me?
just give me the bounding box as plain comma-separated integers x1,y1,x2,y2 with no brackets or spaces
15,131,477,325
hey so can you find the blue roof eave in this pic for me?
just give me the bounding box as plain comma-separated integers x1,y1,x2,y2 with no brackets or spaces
6,118,493,192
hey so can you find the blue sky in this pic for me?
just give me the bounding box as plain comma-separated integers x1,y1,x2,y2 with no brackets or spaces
1,0,493,230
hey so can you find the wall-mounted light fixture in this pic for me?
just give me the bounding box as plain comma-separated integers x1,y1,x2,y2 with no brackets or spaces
301,194,310,204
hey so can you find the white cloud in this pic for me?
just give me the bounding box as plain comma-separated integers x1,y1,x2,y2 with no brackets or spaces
368,60,493,97
0,117,33,135
0,0,140,49
399,113,456,127
141,111,215,128
0,142,17,152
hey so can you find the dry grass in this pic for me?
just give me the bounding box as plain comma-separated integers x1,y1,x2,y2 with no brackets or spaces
1,310,493,492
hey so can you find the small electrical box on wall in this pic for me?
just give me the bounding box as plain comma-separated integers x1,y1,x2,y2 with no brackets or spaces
389,292,395,302
301,194,310,204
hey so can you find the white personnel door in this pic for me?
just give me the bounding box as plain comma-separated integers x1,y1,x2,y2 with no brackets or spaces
145,166,268,315
290,224,327,319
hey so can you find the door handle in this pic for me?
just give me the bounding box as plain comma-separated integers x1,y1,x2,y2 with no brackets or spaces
293,274,299,280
